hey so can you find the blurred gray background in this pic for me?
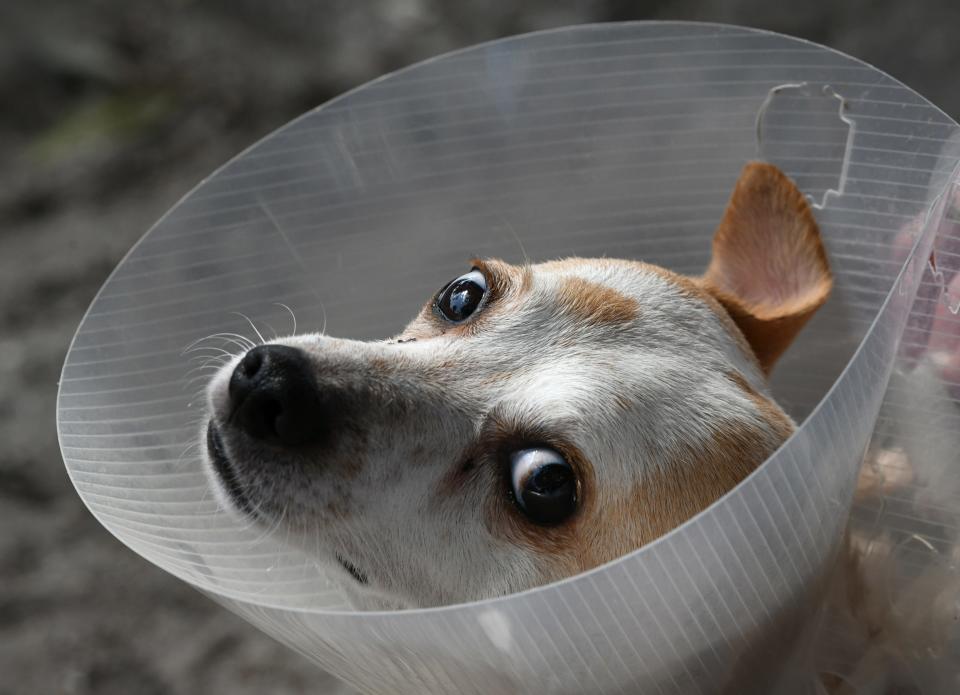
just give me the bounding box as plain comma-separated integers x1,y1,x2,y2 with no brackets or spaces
2,1,960,693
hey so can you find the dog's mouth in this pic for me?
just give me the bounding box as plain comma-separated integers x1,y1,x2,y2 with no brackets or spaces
206,421,256,517
206,421,369,589
336,554,369,585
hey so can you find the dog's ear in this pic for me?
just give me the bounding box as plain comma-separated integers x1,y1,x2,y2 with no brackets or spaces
701,162,832,373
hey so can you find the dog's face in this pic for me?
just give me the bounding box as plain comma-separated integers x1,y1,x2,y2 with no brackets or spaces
202,163,832,609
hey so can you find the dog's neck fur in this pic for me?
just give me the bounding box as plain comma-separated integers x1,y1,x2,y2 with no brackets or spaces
204,162,832,609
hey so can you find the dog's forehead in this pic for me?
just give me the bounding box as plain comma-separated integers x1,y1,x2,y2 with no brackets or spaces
532,257,683,293
398,255,757,377
507,256,760,374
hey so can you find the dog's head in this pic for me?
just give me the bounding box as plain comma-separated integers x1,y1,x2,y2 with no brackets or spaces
202,163,831,608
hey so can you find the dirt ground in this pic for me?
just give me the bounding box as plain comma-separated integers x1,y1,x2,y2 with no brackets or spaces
2,1,960,693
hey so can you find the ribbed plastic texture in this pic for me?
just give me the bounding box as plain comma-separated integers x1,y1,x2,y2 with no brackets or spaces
57,23,960,694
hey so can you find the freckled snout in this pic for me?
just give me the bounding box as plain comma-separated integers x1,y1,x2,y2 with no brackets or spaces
229,345,328,446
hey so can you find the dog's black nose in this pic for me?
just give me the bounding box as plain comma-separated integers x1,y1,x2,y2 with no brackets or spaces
229,345,324,446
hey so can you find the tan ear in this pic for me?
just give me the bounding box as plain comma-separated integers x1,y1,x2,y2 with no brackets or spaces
701,162,832,373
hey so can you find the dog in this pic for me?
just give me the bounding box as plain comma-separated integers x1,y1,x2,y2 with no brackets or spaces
202,161,833,610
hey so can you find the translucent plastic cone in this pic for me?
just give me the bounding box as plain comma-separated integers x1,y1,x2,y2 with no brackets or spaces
57,22,960,694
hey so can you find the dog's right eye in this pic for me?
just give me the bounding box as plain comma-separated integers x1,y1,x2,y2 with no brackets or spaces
436,269,487,323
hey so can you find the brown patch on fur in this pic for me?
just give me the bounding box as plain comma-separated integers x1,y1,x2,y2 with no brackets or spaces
541,256,760,367
726,370,795,441
555,276,639,325
617,423,772,543
702,162,832,373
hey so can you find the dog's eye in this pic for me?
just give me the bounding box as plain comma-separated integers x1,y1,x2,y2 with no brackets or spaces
509,448,577,525
436,269,487,323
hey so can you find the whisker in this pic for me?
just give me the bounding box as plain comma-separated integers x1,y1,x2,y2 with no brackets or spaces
499,213,531,267
252,504,287,546
274,302,297,336
183,356,231,378
186,349,235,362
182,332,256,355
175,441,201,470
232,312,267,346
184,375,222,391
185,340,246,355
210,338,254,355
183,367,227,384
211,332,257,349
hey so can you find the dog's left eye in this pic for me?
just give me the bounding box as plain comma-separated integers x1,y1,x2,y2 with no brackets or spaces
510,448,577,525
436,269,487,322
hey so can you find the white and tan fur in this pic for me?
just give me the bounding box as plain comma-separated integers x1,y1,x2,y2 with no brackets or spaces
202,162,832,610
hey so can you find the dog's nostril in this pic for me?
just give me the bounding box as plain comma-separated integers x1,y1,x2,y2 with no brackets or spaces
238,348,263,378
228,345,327,446
229,346,269,406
